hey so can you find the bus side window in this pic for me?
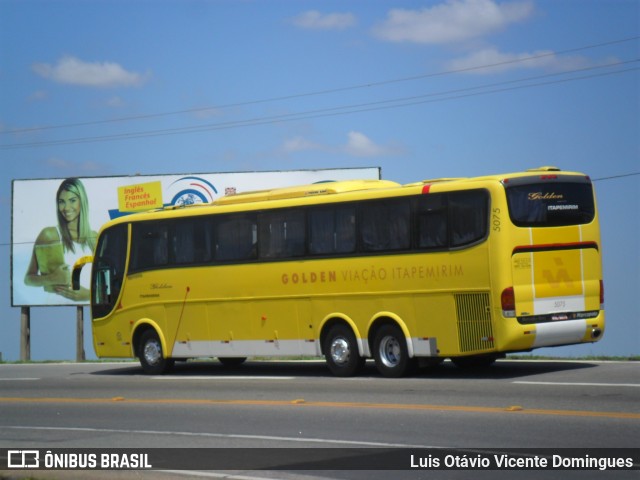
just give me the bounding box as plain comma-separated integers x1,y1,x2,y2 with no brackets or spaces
130,222,169,271
193,220,213,263
450,190,488,247
335,207,356,253
215,215,257,262
360,200,410,252
173,221,195,264
416,194,448,249
309,206,356,255
259,210,305,259
172,219,212,265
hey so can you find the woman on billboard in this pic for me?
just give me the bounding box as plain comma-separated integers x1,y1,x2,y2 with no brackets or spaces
24,178,97,302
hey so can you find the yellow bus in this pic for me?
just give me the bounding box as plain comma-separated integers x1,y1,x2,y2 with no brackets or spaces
73,167,604,377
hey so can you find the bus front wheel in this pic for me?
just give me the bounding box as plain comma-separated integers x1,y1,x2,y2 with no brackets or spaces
323,325,365,377
138,329,174,375
373,324,415,378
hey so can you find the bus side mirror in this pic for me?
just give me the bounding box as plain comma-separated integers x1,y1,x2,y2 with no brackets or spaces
72,255,93,290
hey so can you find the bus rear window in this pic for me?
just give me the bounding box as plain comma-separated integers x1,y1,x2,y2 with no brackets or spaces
505,181,595,227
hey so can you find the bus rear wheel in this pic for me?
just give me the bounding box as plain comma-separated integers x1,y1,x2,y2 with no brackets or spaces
138,329,174,375
373,324,415,378
323,325,365,377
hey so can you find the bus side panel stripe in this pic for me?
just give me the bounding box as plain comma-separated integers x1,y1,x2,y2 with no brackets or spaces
172,339,319,359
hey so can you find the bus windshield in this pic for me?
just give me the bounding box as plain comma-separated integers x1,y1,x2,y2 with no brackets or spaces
504,178,595,227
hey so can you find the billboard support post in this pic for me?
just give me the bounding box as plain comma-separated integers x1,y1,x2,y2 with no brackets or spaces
20,307,30,361
76,307,85,362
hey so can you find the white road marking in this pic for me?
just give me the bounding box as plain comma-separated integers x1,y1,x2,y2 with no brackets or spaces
0,378,40,381
1,425,435,448
159,470,323,480
513,381,640,388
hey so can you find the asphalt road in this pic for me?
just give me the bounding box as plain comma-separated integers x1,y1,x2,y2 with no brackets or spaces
0,359,638,480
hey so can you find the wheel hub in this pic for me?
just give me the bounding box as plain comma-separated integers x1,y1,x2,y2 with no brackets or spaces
330,337,350,365
379,336,401,368
143,340,162,366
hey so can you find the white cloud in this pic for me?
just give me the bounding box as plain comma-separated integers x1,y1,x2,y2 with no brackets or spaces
32,56,148,88
278,131,402,157
291,10,356,30
373,0,533,44
45,157,75,169
280,131,401,158
344,131,398,157
446,48,594,74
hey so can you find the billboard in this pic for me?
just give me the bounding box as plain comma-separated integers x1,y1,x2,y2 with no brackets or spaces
11,167,380,307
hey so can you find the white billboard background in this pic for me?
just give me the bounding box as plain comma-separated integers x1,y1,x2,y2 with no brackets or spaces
12,168,380,307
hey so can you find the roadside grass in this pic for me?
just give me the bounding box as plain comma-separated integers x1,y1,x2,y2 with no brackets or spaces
505,355,640,361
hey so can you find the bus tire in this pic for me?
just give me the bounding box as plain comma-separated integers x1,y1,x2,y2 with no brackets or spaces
323,325,365,377
373,324,415,378
138,329,174,375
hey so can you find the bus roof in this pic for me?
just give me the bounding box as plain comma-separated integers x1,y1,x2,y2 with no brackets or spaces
107,166,589,225
213,179,400,205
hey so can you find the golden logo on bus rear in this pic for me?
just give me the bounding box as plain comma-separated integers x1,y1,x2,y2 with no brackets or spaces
527,192,564,200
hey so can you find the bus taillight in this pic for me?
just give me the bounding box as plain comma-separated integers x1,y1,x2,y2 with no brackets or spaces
501,287,516,318
600,280,604,309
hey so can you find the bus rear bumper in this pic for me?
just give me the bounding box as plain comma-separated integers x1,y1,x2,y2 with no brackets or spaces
532,319,588,348
498,312,605,352
529,313,605,349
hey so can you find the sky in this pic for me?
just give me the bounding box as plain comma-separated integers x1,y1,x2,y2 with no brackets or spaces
0,0,638,362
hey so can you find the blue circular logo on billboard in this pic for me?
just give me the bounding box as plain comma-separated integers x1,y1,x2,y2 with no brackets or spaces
167,176,218,206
